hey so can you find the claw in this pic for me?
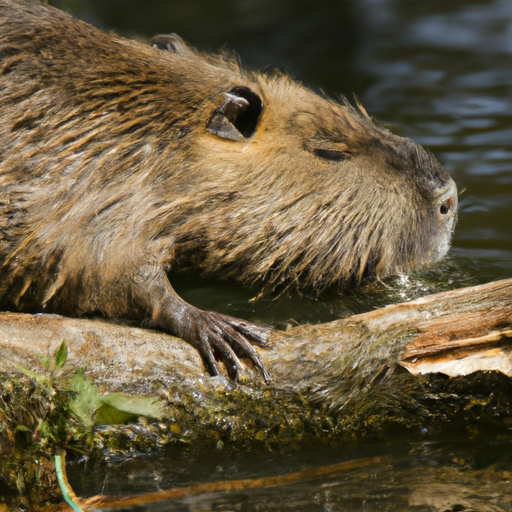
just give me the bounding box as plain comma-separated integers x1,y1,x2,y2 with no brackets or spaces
197,327,222,377
207,327,245,380
212,316,272,382
223,317,271,347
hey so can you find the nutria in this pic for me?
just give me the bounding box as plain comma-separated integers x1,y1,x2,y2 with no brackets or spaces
0,0,457,380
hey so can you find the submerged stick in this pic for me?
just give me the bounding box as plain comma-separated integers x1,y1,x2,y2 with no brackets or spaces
78,455,389,510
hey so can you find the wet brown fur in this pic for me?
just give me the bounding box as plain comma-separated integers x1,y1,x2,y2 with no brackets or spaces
0,0,457,378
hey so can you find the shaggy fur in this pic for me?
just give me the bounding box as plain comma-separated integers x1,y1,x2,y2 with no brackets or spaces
0,0,458,379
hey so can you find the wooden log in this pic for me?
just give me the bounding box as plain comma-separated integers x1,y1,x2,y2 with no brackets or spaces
1,278,512,431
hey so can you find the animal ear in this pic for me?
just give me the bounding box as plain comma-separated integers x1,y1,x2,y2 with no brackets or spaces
151,33,191,56
206,86,263,141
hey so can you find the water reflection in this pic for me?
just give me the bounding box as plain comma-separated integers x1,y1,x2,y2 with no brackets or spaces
69,435,512,511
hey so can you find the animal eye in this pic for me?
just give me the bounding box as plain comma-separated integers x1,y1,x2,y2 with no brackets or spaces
206,86,263,141
440,198,452,215
313,148,347,161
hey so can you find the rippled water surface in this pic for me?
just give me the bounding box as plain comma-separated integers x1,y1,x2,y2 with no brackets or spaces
51,0,512,509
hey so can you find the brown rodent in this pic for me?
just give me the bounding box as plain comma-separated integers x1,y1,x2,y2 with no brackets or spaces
0,0,457,380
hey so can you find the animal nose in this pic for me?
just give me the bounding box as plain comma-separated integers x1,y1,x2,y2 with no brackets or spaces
436,178,458,223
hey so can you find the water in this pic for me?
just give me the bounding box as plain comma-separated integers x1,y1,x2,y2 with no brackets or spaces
50,0,512,509
68,436,512,510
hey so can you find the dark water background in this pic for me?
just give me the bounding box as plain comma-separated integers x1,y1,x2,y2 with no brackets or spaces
49,0,512,509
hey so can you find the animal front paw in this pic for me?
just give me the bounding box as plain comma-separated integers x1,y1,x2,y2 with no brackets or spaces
184,309,272,382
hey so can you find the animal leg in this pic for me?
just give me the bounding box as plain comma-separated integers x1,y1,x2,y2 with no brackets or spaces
143,269,271,381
